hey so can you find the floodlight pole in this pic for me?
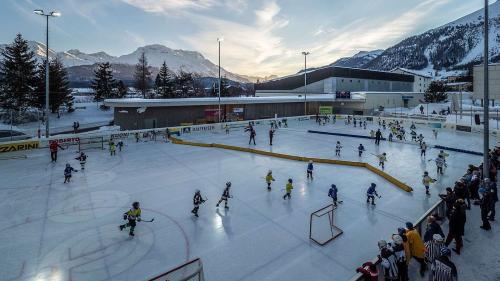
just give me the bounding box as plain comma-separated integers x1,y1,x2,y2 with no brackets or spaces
217,38,222,124
302,51,310,116
483,0,490,178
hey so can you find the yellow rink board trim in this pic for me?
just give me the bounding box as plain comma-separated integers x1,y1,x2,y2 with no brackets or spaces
170,137,413,192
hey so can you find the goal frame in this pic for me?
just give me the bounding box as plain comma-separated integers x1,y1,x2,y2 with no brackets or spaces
147,258,204,281
309,204,343,246
78,136,104,152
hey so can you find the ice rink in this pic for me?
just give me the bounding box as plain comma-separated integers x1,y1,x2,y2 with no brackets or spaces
0,118,493,281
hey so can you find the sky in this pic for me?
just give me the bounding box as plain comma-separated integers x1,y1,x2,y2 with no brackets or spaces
0,0,492,77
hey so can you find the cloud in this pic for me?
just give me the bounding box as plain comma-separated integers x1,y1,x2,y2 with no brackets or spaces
125,30,146,46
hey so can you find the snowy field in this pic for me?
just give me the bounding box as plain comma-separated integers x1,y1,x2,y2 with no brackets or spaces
0,118,497,281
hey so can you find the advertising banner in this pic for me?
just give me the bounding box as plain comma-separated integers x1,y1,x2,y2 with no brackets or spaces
0,140,40,153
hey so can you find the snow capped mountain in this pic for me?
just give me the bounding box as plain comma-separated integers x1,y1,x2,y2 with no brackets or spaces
364,1,500,77
330,50,384,68
0,41,249,83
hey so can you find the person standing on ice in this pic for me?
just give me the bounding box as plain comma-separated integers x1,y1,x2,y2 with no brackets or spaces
422,171,437,196
265,170,275,191
283,178,293,200
363,120,367,129
307,160,314,180
49,141,64,162
420,142,428,157
75,152,87,170
438,150,449,165
328,184,339,207
366,183,380,205
430,155,446,175
269,127,275,146
432,129,438,139
119,201,141,237
358,144,365,157
375,129,382,145
117,140,124,152
64,163,78,183
191,190,205,217
377,153,387,170
248,128,256,145
109,141,116,156
410,130,417,142
335,141,342,157
216,182,232,209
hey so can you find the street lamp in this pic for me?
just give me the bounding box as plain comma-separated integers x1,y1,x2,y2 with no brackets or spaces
34,9,61,138
302,51,310,116
483,0,490,179
217,37,224,124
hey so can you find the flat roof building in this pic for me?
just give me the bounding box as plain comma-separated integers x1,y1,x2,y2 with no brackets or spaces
390,67,432,93
255,66,415,96
473,64,500,106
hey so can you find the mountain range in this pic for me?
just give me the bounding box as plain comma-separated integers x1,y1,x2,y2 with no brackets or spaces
330,1,500,78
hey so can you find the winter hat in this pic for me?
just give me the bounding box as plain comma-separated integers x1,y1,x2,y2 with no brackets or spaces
397,227,406,235
392,235,403,245
371,183,376,187
440,247,451,257
432,234,444,242
446,187,453,192
331,184,336,188
405,222,414,229
377,240,387,249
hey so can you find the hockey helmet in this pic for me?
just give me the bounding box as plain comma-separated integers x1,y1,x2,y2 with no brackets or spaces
226,182,231,187
132,201,140,208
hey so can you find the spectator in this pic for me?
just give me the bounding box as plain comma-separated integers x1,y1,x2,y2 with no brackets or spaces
445,204,465,255
487,179,498,221
377,240,399,281
391,234,408,281
356,261,378,281
405,222,427,276
423,215,445,242
439,188,456,219
430,247,457,281
425,234,445,267
480,189,493,231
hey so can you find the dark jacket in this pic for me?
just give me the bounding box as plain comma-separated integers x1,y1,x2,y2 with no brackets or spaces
424,221,445,242
448,208,465,236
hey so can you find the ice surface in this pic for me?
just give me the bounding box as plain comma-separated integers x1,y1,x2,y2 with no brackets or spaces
0,118,496,281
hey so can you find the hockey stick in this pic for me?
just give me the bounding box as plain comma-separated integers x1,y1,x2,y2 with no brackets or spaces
140,218,155,223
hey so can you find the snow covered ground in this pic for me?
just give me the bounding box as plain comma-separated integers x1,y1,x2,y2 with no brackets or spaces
0,119,497,281
0,102,113,137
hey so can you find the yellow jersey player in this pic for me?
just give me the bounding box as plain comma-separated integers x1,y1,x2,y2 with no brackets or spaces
119,202,141,236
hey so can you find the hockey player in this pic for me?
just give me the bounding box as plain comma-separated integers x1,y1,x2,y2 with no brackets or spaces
358,144,366,157
388,132,393,142
417,134,424,145
335,141,342,157
370,130,375,138
410,122,416,130
265,170,275,191
249,128,256,145
269,128,275,146
430,155,446,175
119,202,141,236
75,152,87,170
353,118,357,127
363,120,367,130
283,178,293,200
328,184,339,207
117,140,124,152
307,160,314,180
225,124,230,134
109,141,116,156
438,150,449,164
191,190,206,217
135,132,140,142
422,171,437,195
366,183,380,205
410,130,417,142
216,182,232,209
49,141,64,162
377,153,387,170
420,142,428,157
375,129,382,145
432,129,438,139
64,163,78,183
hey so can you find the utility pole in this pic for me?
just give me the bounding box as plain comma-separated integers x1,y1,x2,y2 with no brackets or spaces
302,51,310,115
217,38,224,124
483,0,490,179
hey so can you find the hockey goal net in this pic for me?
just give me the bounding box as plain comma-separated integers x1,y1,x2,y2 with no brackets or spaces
309,204,343,246
78,136,104,152
148,258,205,281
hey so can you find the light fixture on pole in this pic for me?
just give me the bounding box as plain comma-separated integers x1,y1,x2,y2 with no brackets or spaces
34,9,61,138
301,52,310,116
217,37,224,124
483,0,490,179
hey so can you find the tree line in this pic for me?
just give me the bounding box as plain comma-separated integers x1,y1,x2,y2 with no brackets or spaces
0,34,73,113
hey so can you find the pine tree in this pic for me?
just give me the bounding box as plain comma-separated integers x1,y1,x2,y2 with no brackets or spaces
116,80,128,98
34,57,73,113
174,69,195,98
424,81,448,103
134,52,152,98
91,62,116,103
155,61,174,98
0,34,38,111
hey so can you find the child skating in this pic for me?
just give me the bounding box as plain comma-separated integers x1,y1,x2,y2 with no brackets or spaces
358,144,365,157
283,179,293,200
422,171,437,195
376,153,387,170
75,152,87,170
265,170,275,191
109,141,116,156
366,183,380,205
307,160,314,180
64,163,78,183
420,142,427,157
191,190,206,217
119,202,141,236
430,155,446,175
335,141,342,157
216,182,232,209
328,184,340,207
